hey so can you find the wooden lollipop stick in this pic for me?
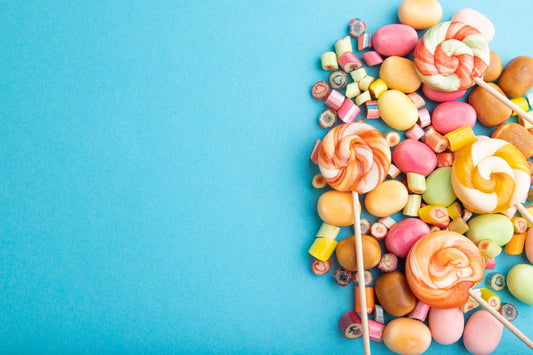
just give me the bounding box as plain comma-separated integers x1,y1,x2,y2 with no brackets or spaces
468,289,533,350
516,203,533,226
473,77,533,125
352,192,371,355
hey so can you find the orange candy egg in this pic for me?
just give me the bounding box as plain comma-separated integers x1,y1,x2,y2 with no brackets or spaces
336,235,381,271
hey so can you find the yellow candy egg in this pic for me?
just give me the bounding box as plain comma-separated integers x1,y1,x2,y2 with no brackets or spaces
365,180,408,217
378,90,419,130
317,190,360,227
379,56,421,93
398,0,442,29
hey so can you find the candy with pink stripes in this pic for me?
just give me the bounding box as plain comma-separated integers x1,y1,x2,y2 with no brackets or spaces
325,89,344,110
339,311,363,339
405,124,425,140
337,52,362,72
408,299,431,322
417,108,431,127
337,98,361,123
310,139,321,165
407,92,426,109
368,319,385,342
362,51,383,66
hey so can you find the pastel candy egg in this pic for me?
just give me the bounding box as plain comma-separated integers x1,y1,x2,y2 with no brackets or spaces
379,56,421,93
431,102,477,135
422,167,457,206
365,180,408,217
507,264,533,305
422,84,466,102
385,218,430,258
463,310,503,354
392,139,437,176
378,90,419,130
383,317,432,355
398,0,442,30
375,271,416,317
317,190,356,227
466,213,514,246
526,227,533,264
372,24,418,57
428,307,464,345
452,8,495,42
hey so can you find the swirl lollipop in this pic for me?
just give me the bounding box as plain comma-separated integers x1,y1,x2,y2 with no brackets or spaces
318,122,391,355
406,230,533,349
451,138,533,223
414,21,533,125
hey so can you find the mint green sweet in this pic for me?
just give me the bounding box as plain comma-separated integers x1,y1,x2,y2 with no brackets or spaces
507,264,533,305
422,167,457,207
466,214,514,246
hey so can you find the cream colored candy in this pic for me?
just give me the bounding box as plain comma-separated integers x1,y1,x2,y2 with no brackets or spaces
378,90,418,130
383,317,432,355
379,56,421,93
398,0,442,29
365,180,408,217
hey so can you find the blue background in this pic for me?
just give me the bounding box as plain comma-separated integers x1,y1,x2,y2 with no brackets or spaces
1,0,532,354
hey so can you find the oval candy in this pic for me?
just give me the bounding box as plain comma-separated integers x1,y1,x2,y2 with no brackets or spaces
392,139,437,176
375,271,416,317
373,24,418,57
422,167,457,206
378,90,419,130
398,0,442,30
379,56,421,93
385,218,430,258
507,264,533,305
463,310,503,354
431,101,477,135
452,8,495,42
428,307,464,345
365,180,408,217
383,317,432,355
317,190,355,227
466,213,514,246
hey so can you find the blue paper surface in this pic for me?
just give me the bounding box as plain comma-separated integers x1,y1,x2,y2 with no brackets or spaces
1,1,533,353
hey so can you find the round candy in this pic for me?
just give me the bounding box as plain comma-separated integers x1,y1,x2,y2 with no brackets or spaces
431,101,476,135
466,213,514,246
463,310,503,354
382,317,432,355
405,231,485,309
379,56,421,93
428,307,464,345
336,234,381,272
372,24,418,57
451,138,530,213
398,0,442,30
364,180,408,217
422,167,457,206
318,123,391,193
414,21,490,92
392,138,437,176
385,218,430,258
507,264,533,305
377,90,419,130
317,190,355,227
452,8,495,42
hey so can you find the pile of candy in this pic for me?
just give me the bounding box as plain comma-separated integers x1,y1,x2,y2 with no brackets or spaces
307,0,533,354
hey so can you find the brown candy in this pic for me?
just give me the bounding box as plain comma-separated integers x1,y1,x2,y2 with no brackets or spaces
498,56,533,97
468,83,512,127
483,50,503,82
491,122,533,158
374,271,416,317
336,235,381,271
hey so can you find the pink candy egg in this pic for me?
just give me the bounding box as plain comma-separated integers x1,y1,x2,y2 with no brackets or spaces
392,139,437,176
385,218,431,258
428,307,464,345
452,8,495,43
373,24,418,57
431,102,477,134
463,310,503,354
422,84,466,102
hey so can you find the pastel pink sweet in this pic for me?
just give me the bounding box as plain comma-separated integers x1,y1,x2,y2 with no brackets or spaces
431,102,477,134
428,307,464,345
385,218,431,258
463,310,503,354
372,24,418,57
392,139,437,176
452,8,495,43
422,84,466,102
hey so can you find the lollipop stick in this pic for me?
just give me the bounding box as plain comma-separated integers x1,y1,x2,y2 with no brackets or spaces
352,192,371,355
468,289,533,350
516,203,533,226
473,77,533,125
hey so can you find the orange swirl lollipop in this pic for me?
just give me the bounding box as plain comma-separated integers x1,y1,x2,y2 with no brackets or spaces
405,230,485,309
318,122,391,193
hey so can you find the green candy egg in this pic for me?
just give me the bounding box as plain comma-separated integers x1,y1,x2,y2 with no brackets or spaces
466,214,514,246
422,167,457,206
507,264,533,305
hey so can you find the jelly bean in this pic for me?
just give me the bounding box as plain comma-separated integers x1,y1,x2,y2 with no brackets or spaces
372,24,418,57
492,122,533,158
428,307,464,345
379,56,421,93
317,190,355,227
385,218,430,258
364,180,408,217
507,264,533,305
397,0,442,29
452,8,495,42
468,83,512,127
375,271,416,317
526,227,533,264
463,310,503,354
382,317,431,355
466,213,514,246
498,56,533,98
392,138,437,176
422,84,466,102
431,101,477,135
378,90,419,131
336,234,381,271
484,50,503,82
